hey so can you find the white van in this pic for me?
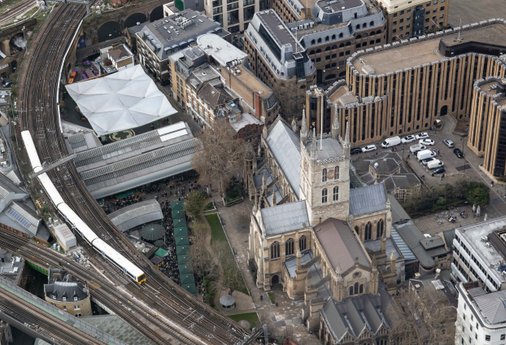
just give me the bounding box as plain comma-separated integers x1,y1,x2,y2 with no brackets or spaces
410,143,426,154
381,136,401,148
417,149,436,161
427,159,444,170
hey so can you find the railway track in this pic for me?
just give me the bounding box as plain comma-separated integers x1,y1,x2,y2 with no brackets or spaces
13,3,250,345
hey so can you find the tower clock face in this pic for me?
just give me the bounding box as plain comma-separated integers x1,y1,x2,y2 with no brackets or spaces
328,168,334,180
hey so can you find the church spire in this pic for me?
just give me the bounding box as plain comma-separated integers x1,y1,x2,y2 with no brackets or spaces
300,107,308,144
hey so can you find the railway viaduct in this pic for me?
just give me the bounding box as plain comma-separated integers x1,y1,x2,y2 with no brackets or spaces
83,0,167,44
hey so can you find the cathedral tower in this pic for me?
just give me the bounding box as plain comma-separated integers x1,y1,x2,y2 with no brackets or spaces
299,115,350,225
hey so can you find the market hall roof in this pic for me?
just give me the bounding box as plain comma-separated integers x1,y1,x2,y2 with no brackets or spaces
65,65,177,136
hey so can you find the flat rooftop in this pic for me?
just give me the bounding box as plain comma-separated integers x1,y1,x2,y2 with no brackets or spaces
317,0,364,12
477,78,506,107
456,217,506,285
353,21,506,75
257,10,301,50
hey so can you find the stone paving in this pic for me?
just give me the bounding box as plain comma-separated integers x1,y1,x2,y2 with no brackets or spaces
215,199,321,344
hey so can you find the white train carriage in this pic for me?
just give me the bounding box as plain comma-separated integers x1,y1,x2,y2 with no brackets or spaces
92,238,146,284
21,130,42,171
37,173,65,206
57,203,98,244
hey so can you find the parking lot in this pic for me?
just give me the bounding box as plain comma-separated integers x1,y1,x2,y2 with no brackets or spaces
352,116,506,223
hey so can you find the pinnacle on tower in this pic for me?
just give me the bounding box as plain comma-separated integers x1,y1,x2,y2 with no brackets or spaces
331,115,340,140
300,107,308,143
291,117,298,133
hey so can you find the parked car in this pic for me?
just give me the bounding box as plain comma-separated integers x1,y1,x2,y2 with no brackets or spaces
417,149,436,161
419,138,435,146
410,143,426,154
361,144,377,153
402,135,416,143
1,78,11,88
453,148,464,158
427,159,444,170
415,132,429,140
421,157,436,166
443,139,455,148
431,167,446,176
351,148,362,155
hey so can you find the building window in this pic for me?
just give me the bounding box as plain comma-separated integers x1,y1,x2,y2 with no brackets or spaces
359,284,364,293
322,188,328,203
377,219,384,238
299,235,307,252
500,334,505,340
285,238,294,256
322,168,327,182
354,226,360,235
349,286,354,296
333,186,339,201
485,335,490,341
270,242,280,259
365,222,372,240
334,166,339,179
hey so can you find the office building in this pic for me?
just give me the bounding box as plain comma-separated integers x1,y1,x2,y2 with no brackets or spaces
452,217,506,292
244,10,316,117
134,9,227,84
456,282,506,345
204,0,269,34
326,19,506,147
468,77,506,181
372,0,448,42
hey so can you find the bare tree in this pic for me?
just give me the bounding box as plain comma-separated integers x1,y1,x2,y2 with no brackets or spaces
190,221,215,278
192,122,250,196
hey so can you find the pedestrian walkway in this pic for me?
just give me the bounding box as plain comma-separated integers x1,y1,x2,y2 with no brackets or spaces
216,199,320,344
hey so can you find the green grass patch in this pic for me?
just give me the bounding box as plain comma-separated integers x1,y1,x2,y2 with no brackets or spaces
206,214,227,243
229,312,260,328
268,292,275,304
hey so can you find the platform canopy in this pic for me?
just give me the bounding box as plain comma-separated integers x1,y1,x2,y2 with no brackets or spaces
65,65,177,136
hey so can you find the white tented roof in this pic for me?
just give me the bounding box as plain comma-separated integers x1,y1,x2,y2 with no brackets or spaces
65,65,177,136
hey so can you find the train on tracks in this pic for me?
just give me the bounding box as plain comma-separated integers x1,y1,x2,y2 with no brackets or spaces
20,130,147,284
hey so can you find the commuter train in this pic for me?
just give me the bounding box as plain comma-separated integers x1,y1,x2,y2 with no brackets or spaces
21,130,146,284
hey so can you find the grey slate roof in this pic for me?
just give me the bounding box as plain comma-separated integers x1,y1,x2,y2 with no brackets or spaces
108,199,163,232
44,281,88,302
349,183,387,216
469,288,506,325
260,201,309,236
266,118,301,198
314,218,370,274
285,251,313,278
321,294,389,342
5,201,40,235
0,173,27,213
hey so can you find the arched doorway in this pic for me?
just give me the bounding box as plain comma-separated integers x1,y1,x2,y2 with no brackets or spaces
271,275,280,286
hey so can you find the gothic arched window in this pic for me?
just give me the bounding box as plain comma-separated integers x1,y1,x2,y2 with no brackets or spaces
322,168,327,182
333,186,339,201
322,188,328,203
334,166,339,180
299,235,307,252
285,238,294,256
365,222,372,240
377,219,384,239
270,242,280,259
